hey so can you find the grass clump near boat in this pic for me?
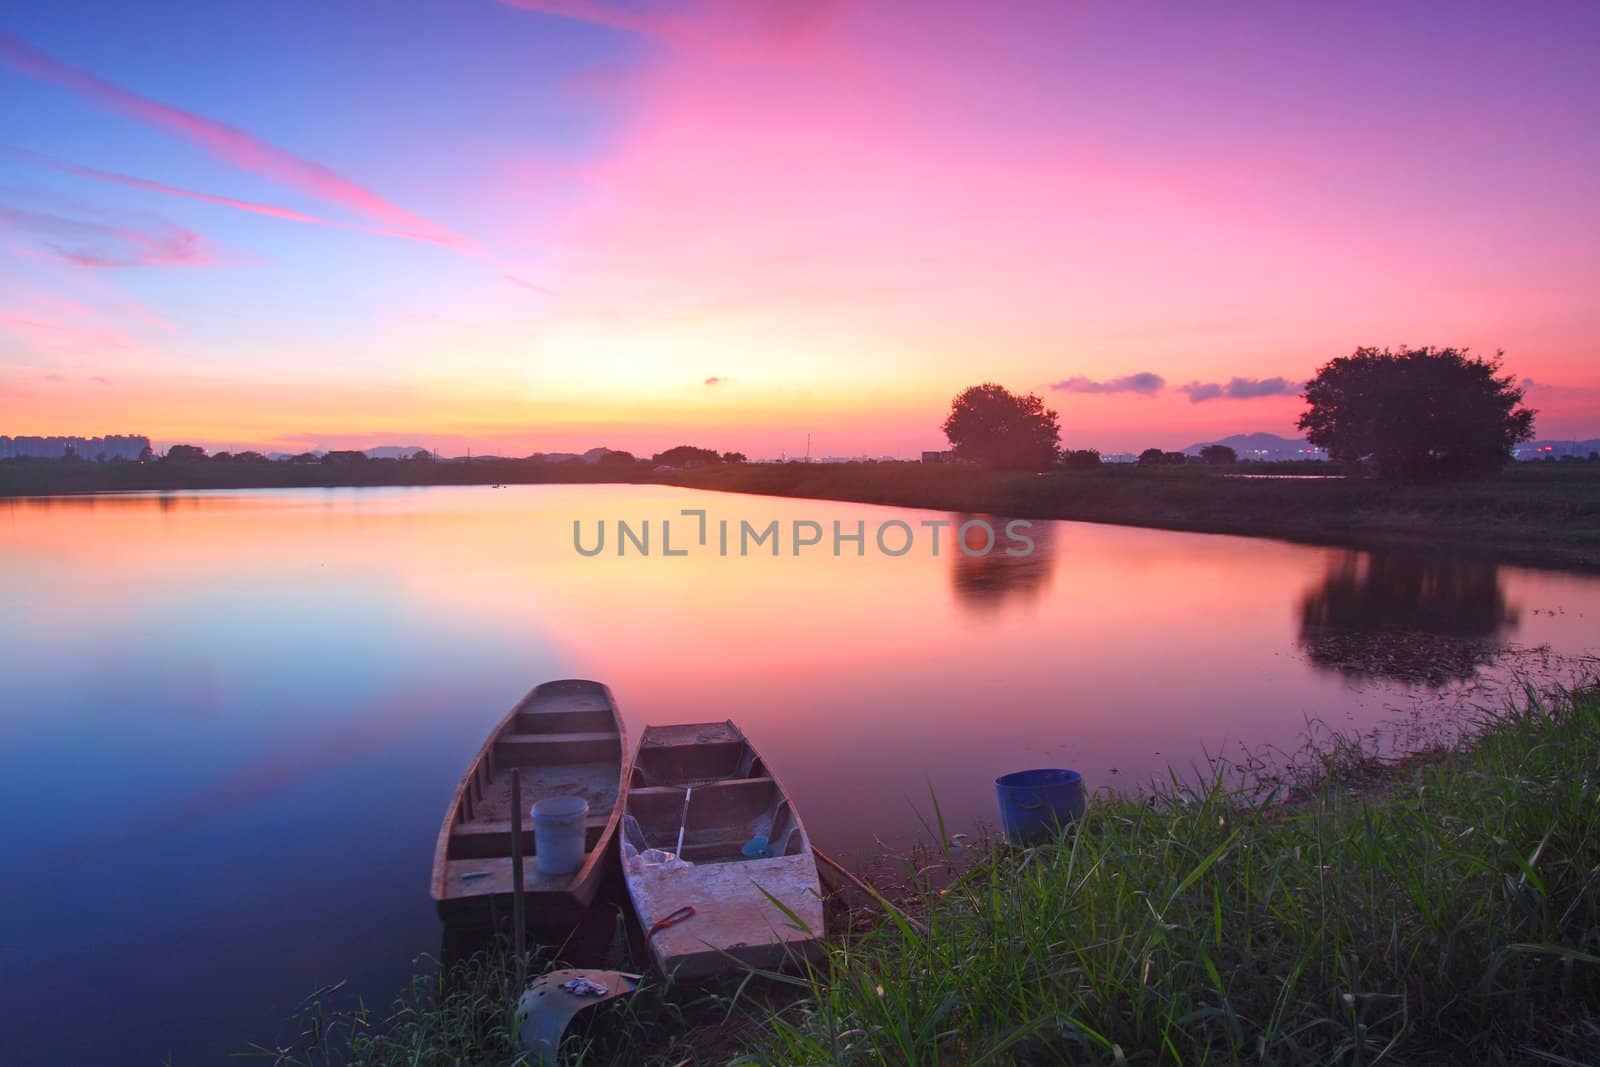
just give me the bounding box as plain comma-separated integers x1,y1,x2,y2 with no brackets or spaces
242,931,738,1066
752,686,1600,1065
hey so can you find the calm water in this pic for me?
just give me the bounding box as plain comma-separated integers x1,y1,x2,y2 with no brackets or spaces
3,484,1597,1065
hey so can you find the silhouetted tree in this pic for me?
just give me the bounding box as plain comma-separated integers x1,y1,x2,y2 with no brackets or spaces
597,450,638,466
164,444,207,462
322,450,367,465
235,451,267,463
289,451,320,464
722,451,748,463
1061,448,1101,469
1138,448,1167,466
1589,451,1599,463
651,445,722,467
211,451,235,462
942,383,1060,471
1200,444,1238,465
1299,346,1534,484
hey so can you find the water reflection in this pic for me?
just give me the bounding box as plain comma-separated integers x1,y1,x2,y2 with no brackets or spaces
4,486,1595,1066
949,515,1058,612
1298,551,1519,686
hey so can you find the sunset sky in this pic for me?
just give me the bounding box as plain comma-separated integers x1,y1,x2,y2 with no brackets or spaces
2,1,1596,456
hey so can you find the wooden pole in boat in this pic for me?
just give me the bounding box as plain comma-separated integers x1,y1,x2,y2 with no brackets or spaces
814,846,928,937
510,768,527,986
674,786,693,860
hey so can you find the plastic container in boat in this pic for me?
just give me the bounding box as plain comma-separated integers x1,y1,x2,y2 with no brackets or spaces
532,795,589,876
995,769,1086,846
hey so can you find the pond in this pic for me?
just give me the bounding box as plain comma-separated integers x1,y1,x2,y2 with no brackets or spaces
3,484,1596,1064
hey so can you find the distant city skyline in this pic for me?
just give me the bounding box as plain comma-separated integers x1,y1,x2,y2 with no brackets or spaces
2,3,1597,454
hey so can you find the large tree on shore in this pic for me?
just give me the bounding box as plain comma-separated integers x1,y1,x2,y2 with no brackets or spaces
942,383,1061,471
1299,347,1534,484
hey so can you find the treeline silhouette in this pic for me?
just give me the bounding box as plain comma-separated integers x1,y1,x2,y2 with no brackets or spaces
0,442,758,496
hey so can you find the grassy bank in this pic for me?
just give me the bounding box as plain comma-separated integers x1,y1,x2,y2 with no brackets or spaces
754,685,1600,1065
665,461,1600,571
256,685,1600,1065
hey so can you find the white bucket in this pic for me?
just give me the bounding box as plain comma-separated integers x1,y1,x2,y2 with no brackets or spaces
531,795,589,876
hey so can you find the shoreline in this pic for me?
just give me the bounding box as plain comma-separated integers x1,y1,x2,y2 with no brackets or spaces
659,462,1600,573
5,459,1598,572
254,682,1600,1064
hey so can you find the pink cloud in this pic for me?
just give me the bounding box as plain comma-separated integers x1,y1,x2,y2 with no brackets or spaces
0,313,132,350
0,203,212,268
2,146,456,246
501,0,844,64
0,293,139,352
0,32,462,246
504,273,555,294
494,0,1600,432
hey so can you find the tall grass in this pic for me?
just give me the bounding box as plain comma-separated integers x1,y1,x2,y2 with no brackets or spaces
748,687,1600,1064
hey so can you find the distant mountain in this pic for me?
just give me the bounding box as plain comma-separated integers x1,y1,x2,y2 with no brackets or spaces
1182,432,1327,460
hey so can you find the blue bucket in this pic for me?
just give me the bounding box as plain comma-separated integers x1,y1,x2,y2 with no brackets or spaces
995,768,1087,846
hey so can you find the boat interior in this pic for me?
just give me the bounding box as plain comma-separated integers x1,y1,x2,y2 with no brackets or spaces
444,683,621,872
626,722,806,864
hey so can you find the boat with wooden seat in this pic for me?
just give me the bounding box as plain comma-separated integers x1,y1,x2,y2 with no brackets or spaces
431,679,628,926
621,721,823,977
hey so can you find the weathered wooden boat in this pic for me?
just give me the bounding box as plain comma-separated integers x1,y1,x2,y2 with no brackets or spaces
621,721,824,977
432,679,628,926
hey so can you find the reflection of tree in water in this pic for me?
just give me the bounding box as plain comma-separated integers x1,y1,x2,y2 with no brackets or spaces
949,515,1058,613
1298,551,1519,686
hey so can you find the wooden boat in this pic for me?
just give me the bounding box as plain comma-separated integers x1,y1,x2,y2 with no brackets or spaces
621,721,824,977
432,679,628,926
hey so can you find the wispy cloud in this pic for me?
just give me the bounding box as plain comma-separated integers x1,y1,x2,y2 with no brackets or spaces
1050,372,1165,395
0,33,461,246
0,311,133,351
704,375,729,386
504,273,555,294
0,294,140,352
0,202,210,268
1178,376,1302,403
500,0,841,63
2,146,457,245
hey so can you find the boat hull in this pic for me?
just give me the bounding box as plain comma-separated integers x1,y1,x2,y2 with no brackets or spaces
431,680,629,928
621,721,824,977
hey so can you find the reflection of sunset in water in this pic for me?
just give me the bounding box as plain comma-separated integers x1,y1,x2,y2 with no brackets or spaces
950,515,1059,612
3,485,1599,1065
